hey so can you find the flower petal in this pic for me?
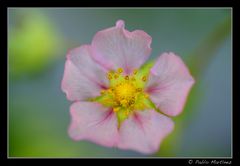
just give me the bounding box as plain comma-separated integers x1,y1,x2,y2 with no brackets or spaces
68,101,119,147
146,52,195,116
61,45,108,101
91,20,152,74
117,110,174,154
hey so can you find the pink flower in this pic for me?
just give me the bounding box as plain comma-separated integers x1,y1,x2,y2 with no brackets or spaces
61,20,195,154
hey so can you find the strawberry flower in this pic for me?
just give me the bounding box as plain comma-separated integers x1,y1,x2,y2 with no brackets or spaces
61,20,195,154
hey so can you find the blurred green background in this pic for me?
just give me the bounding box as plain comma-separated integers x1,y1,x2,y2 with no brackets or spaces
8,8,232,157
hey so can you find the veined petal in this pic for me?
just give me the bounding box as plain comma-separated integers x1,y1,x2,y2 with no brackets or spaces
91,20,152,74
68,102,119,147
146,52,195,116
61,45,108,101
117,110,174,154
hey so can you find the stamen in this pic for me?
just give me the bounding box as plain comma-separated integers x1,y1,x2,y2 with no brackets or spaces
142,76,147,82
117,68,123,74
129,100,135,105
99,67,152,121
114,74,119,79
107,73,112,80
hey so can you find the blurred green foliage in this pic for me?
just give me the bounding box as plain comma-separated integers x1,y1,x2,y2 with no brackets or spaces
9,10,63,79
155,15,231,157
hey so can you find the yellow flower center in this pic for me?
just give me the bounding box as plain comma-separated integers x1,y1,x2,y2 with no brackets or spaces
100,68,150,112
93,65,155,126
114,82,136,107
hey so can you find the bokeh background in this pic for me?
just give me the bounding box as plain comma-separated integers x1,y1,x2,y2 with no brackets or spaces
8,8,232,157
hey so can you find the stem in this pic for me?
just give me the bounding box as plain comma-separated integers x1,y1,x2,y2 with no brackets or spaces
187,15,231,79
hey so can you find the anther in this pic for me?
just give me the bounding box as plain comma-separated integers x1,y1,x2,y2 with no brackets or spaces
129,100,135,105
117,68,123,74
107,73,112,80
142,76,147,82
125,75,129,80
133,69,138,75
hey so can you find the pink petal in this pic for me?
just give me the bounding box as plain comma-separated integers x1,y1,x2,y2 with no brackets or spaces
118,110,174,154
146,52,195,116
68,101,174,154
61,45,108,101
68,101,119,147
91,20,152,74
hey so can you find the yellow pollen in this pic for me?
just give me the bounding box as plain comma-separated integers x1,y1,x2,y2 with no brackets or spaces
133,69,138,75
111,82,137,108
142,76,147,82
125,75,129,80
115,83,135,99
117,68,123,73
129,99,135,105
107,73,112,80
99,67,152,114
